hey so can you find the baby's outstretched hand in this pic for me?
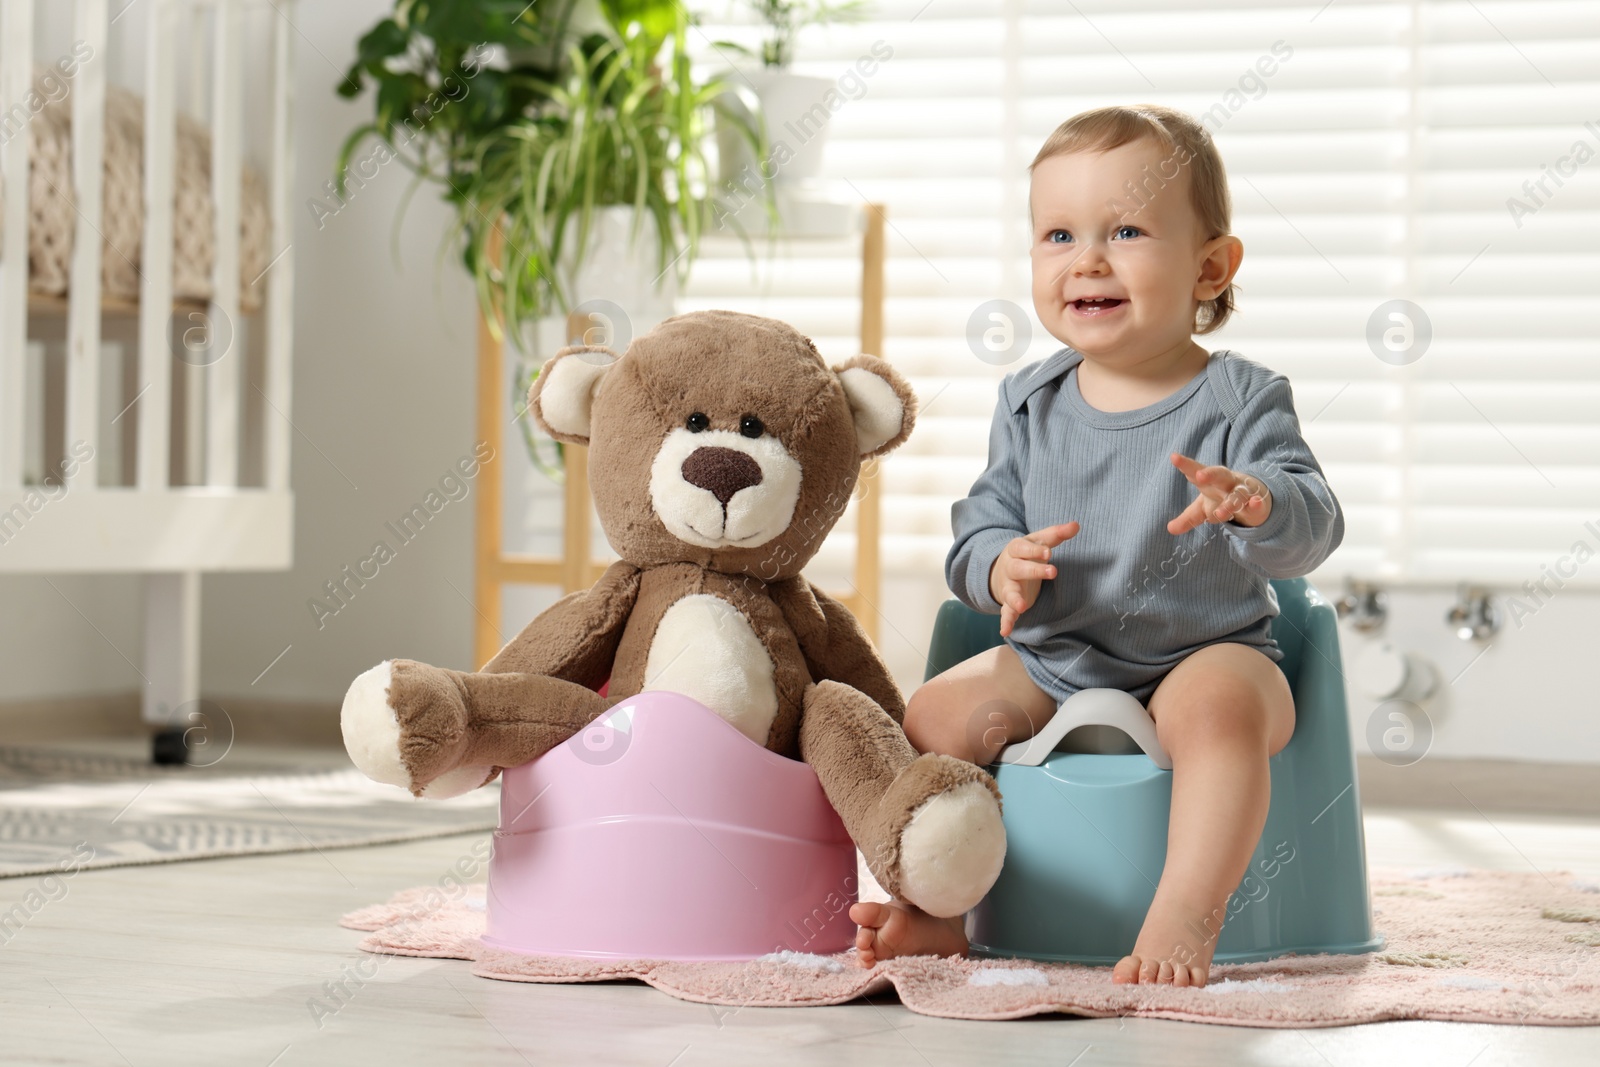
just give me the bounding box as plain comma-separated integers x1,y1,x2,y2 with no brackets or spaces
989,523,1080,638
1166,453,1273,534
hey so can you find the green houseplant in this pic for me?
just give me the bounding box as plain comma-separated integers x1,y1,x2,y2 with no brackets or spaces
335,0,767,476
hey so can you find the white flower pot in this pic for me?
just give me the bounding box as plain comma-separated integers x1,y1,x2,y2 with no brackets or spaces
716,69,839,192
559,204,678,351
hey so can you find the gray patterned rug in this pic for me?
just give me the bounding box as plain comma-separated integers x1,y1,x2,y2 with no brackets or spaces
0,745,498,878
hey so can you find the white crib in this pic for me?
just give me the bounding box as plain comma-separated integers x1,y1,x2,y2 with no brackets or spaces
0,0,294,759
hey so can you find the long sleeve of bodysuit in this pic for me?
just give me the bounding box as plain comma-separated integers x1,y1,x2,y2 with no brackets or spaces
1219,375,1344,580
946,382,1031,616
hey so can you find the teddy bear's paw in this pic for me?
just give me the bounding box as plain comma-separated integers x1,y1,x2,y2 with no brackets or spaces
418,763,496,799
895,770,1007,919
341,659,487,798
341,661,412,790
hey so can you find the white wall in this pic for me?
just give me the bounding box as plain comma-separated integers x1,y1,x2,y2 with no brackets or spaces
2,1,1597,766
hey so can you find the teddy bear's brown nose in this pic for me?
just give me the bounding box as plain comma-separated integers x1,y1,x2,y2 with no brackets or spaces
681,447,763,506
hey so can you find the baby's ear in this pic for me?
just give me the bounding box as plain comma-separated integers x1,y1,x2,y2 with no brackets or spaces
832,354,917,457
528,345,619,445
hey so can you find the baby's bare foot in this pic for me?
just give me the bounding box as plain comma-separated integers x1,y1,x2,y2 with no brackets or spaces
1111,897,1221,988
849,901,969,967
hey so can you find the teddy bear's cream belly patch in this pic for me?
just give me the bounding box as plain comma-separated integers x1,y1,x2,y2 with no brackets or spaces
643,594,779,746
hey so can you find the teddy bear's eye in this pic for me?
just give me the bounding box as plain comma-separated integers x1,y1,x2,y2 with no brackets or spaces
739,415,764,439
685,412,709,433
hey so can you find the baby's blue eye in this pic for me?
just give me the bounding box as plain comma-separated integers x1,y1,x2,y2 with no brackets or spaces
1114,224,1142,240
1046,229,1072,243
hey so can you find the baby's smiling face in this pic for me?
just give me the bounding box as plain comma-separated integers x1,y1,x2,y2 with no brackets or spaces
1029,137,1242,369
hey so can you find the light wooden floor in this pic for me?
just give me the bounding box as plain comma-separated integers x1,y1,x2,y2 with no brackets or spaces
3,761,1599,1066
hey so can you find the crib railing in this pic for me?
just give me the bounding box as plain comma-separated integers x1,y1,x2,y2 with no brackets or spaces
0,0,295,737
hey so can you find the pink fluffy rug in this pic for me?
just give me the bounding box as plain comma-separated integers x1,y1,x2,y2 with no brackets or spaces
339,866,1600,1026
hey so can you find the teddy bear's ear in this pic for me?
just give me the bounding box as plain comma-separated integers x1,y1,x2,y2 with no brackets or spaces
528,345,619,445
832,354,917,458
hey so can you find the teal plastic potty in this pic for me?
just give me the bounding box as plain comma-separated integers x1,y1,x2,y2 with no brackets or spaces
926,577,1384,965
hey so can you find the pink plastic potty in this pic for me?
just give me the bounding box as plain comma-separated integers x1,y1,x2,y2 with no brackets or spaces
483,690,858,961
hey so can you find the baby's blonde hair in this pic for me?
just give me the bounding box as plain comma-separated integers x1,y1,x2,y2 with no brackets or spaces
1031,104,1236,335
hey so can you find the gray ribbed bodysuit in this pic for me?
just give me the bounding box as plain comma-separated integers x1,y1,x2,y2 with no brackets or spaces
945,346,1344,706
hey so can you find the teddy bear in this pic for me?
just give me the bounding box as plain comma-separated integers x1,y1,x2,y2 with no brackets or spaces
339,309,1006,919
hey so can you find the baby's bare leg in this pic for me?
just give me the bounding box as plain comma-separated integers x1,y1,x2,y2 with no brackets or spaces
1113,643,1295,987
851,645,1057,964
903,644,1060,764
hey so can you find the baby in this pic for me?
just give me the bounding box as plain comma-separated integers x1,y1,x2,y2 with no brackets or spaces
850,104,1344,987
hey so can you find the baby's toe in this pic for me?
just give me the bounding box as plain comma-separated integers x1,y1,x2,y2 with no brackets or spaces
1112,954,1142,984
850,901,890,967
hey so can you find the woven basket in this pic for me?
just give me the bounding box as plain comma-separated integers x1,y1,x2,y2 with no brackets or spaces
0,65,271,313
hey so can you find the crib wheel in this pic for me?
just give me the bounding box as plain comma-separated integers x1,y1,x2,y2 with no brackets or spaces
151,728,189,765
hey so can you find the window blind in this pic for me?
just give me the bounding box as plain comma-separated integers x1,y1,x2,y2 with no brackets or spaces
670,0,1600,593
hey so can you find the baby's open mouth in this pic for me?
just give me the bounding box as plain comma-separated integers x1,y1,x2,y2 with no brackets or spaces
1071,297,1126,313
